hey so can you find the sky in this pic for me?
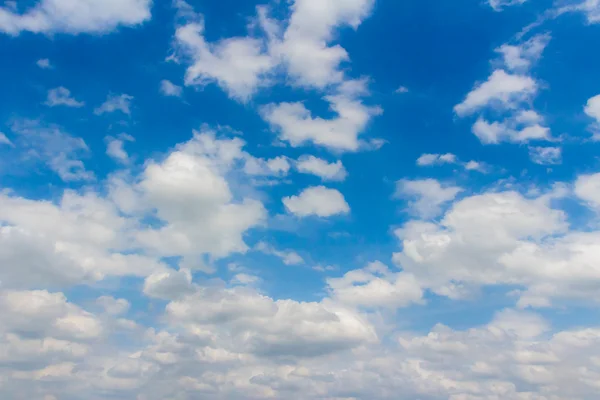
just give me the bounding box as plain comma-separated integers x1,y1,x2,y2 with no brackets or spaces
1,0,600,399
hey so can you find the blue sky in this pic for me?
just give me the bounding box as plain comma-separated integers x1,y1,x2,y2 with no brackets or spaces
2,0,600,399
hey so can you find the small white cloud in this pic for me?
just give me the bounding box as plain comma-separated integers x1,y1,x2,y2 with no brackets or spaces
94,94,133,115
395,179,462,219
454,69,537,116
496,34,551,71
36,58,52,69
45,87,84,108
296,155,347,181
283,186,350,218
160,80,183,97
488,0,527,11
529,146,562,165
0,0,152,36
395,86,409,94
472,117,550,144
105,134,134,164
0,132,12,146
585,94,600,138
255,242,304,266
416,153,457,166
244,155,290,177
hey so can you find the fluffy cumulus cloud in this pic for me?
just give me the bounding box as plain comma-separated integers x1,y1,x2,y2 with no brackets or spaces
416,153,488,172
395,179,463,219
262,79,382,151
296,155,347,181
283,186,350,217
0,0,152,35
94,94,134,115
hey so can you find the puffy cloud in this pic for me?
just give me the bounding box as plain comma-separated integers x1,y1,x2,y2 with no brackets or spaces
269,0,375,89
244,155,291,177
159,79,183,97
262,79,381,151
327,261,423,309
585,94,600,138
36,58,52,68
105,134,134,164
9,119,94,181
94,93,134,115
0,0,152,36
174,19,274,101
454,70,537,116
395,179,462,219
296,155,347,181
44,87,84,108
575,172,600,211
496,34,551,71
135,130,267,260
529,146,562,165
283,186,350,217
391,187,600,306
96,296,130,316
143,269,195,300
174,0,375,97
395,85,409,93
472,116,550,144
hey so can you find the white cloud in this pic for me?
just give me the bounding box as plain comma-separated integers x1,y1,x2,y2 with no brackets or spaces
159,79,183,97
94,94,133,115
174,0,375,98
558,0,600,24
143,269,194,300
44,87,85,108
135,128,267,260
36,58,52,69
9,119,94,181
327,261,423,309
496,34,551,71
296,155,347,181
416,153,457,166
255,242,304,265
96,296,130,316
105,134,134,164
395,85,409,93
395,179,463,219
454,69,537,116
0,132,12,146
488,0,528,11
0,0,152,36
529,146,562,165
174,19,274,101
585,94,600,138
283,186,350,217
472,116,550,144
417,153,488,172
391,187,600,306
575,172,600,211
262,79,382,151
244,155,290,177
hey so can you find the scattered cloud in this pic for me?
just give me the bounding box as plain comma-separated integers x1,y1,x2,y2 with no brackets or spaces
255,242,304,265
36,58,52,69
0,0,152,36
0,132,12,146
395,85,409,93
94,94,133,115
283,186,350,217
296,155,347,181
488,0,528,11
417,153,488,172
44,87,84,108
262,79,382,152
529,146,562,165
496,33,551,71
395,179,463,219
159,79,183,97
105,134,134,164
454,69,537,116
